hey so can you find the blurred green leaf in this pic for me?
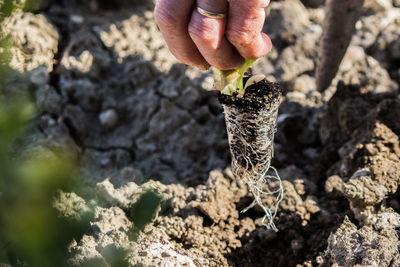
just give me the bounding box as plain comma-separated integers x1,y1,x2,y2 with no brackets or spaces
23,0,51,12
0,0,19,23
0,99,35,149
101,245,129,267
0,101,94,266
130,190,162,231
0,2,130,266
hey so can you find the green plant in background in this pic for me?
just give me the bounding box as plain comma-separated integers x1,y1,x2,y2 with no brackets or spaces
0,96,159,267
0,76,94,266
0,1,91,266
0,1,164,265
0,100,72,266
0,0,49,19
0,0,19,22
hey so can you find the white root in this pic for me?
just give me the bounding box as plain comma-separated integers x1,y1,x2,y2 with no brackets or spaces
222,94,283,231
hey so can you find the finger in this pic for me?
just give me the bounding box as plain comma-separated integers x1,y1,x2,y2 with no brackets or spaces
154,0,210,69
196,0,228,12
226,0,272,59
188,0,244,70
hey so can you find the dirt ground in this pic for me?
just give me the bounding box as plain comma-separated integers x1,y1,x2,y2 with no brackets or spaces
3,0,400,266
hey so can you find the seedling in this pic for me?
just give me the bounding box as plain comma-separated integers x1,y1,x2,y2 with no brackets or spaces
218,59,258,96
217,61,283,231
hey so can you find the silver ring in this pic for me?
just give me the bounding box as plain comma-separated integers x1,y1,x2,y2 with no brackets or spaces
196,6,227,19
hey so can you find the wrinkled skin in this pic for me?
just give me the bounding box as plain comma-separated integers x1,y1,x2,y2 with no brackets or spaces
154,0,272,70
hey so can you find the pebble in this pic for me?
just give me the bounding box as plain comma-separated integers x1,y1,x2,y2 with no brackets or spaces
99,109,119,129
70,14,84,25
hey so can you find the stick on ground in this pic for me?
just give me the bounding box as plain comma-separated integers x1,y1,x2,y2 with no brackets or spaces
316,0,365,92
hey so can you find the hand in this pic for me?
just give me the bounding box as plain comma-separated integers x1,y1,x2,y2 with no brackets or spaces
155,0,272,70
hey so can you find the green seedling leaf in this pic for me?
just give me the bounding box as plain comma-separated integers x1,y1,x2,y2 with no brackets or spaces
218,59,257,96
218,69,240,95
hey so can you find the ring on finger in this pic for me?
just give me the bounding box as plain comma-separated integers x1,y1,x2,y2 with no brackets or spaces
196,6,227,19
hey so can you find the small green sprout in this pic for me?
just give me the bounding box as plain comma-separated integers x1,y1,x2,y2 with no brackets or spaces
218,59,265,97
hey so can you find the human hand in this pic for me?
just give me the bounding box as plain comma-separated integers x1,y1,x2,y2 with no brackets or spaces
154,0,272,70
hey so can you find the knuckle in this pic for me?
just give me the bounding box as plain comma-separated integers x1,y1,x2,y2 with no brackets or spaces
188,21,216,45
154,4,178,30
227,28,254,47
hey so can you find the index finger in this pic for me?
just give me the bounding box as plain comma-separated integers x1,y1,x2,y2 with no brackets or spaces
226,0,272,59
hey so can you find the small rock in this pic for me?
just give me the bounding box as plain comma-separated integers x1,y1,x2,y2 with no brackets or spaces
161,251,171,257
70,14,84,25
99,109,119,130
